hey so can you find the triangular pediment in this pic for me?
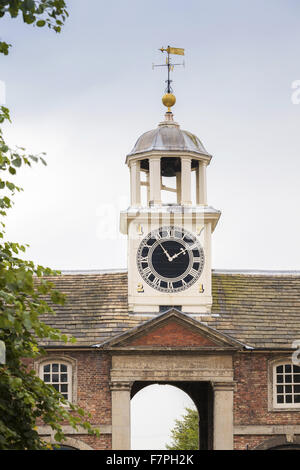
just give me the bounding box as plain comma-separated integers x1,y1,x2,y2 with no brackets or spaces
94,309,245,350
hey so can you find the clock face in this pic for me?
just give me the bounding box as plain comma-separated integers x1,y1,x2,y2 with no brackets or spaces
137,226,205,293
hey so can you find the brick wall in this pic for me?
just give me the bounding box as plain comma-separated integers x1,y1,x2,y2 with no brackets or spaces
234,435,272,450
125,320,217,347
26,350,112,450
233,352,300,449
25,348,300,450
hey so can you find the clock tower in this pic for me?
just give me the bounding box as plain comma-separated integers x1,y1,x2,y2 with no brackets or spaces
120,50,220,314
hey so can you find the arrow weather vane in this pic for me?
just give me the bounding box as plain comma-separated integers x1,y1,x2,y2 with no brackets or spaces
153,46,185,94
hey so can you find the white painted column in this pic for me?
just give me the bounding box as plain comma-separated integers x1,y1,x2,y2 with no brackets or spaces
149,157,161,206
181,157,192,205
130,160,141,207
176,171,181,204
196,161,207,205
213,382,235,450
111,382,131,450
146,170,150,206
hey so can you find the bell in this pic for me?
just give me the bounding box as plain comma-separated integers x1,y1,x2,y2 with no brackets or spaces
163,164,176,177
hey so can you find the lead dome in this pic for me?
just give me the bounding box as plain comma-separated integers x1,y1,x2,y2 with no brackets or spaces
128,116,211,158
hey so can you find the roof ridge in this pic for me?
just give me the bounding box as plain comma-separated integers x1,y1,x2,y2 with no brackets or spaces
58,268,300,276
60,269,127,275
213,269,300,276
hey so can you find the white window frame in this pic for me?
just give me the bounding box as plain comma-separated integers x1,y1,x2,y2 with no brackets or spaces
35,355,77,405
269,358,300,411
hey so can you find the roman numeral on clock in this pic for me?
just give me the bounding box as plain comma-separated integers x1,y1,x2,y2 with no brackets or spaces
143,266,151,277
166,228,175,238
190,268,199,278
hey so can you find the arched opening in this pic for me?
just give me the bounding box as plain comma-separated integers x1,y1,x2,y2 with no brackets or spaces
254,436,300,450
130,381,213,450
268,445,300,450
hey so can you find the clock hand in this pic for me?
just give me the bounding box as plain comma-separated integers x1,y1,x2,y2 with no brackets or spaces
159,242,172,262
170,247,188,261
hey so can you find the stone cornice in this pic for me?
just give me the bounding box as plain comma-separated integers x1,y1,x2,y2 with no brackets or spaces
126,150,212,166
109,381,133,392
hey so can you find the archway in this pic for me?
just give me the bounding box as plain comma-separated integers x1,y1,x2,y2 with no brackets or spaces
254,436,300,450
130,381,213,450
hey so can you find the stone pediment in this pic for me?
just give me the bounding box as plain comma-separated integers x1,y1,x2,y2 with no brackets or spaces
94,309,245,351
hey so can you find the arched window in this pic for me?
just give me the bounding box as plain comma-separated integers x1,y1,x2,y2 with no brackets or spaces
35,356,77,405
273,361,300,409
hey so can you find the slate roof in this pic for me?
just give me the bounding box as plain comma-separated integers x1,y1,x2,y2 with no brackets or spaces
39,270,300,350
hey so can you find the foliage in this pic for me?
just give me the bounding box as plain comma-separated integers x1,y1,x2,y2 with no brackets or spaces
0,0,68,54
166,407,199,450
0,105,99,450
0,1,99,450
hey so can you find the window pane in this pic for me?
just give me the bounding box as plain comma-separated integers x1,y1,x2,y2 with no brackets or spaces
286,395,292,404
277,385,283,394
277,374,283,383
285,385,292,393
294,365,300,373
277,365,283,373
285,375,292,384
285,364,292,373
277,395,284,403
295,395,300,403
294,385,300,394
41,361,71,403
294,375,300,383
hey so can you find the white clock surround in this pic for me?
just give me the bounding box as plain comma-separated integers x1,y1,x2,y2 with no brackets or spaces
120,112,220,314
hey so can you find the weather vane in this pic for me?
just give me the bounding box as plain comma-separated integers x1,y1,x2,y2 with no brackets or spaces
153,46,185,112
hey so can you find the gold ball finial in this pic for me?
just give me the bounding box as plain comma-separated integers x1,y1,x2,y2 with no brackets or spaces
162,93,176,111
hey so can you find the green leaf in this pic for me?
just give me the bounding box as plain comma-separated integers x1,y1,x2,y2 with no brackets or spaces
6,182,15,191
12,157,22,167
36,20,46,27
24,0,35,11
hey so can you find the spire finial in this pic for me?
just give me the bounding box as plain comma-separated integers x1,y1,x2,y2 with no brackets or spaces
162,92,176,112
153,46,185,113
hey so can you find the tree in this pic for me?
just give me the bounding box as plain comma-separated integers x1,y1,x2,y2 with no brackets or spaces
0,0,68,55
0,1,99,450
166,407,199,450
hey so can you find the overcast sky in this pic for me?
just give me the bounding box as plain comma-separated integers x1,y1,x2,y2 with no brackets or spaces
1,0,300,449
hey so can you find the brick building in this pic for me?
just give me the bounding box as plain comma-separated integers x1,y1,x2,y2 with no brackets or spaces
34,87,300,450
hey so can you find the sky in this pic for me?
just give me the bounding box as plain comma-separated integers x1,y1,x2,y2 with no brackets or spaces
1,0,300,449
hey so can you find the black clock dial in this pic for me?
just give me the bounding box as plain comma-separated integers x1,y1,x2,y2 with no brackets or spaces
137,226,205,293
